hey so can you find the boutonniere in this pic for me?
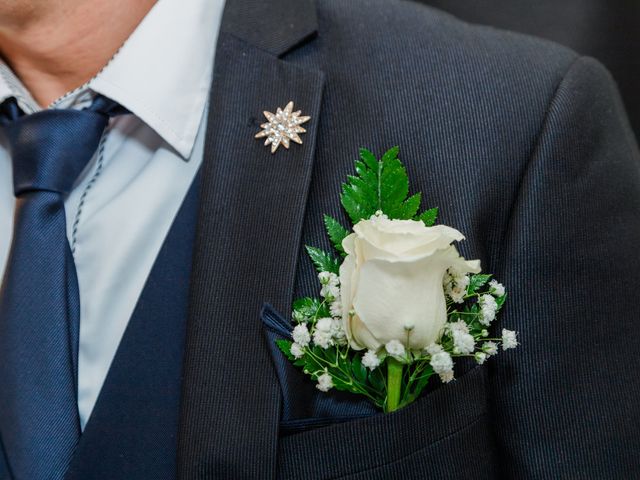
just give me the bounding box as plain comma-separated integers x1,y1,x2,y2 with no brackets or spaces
277,147,518,413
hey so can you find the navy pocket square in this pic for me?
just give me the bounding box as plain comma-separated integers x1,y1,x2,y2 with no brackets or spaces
260,304,377,434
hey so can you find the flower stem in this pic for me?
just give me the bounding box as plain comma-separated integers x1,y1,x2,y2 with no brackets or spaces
386,358,403,413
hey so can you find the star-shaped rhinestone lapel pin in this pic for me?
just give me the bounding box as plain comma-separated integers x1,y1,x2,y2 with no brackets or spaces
255,101,311,153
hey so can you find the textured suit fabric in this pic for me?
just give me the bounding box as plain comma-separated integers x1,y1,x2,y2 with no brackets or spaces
172,0,640,477
63,173,199,480
413,0,640,141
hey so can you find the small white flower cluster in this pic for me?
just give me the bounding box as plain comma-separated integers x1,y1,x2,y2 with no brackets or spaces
443,267,470,304
482,341,498,356
291,324,311,359
502,329,518,350
445,320,476,355
478,280,505,326
479,294,497,325
290,314,347,361
313,317,346,349
489,279,505,297
362,349,381,370
426,343,455,383
316,370,334,392
385,339,406,359
358,340,406,373
427,326,519,382
319,271,343,318
425,287,518,382
289,271,349,390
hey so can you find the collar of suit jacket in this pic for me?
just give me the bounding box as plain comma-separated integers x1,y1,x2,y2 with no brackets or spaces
221,0,318,56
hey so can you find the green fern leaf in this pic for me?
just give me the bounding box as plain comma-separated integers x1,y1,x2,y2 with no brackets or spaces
324,215,350,255
401,193,422,219
341,146,431,223
416,207,439,226
306,245,340,274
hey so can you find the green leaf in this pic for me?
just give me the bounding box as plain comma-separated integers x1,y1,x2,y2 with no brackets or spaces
340,146,433,223
359,148,378,171
467,274,492,295
293,297,330,322
276,339,294,361
306,246,340,274
351,354,368,384
369,368,386,395
301,346,328,376
324,215,350,255
401,193,422,219
496,293,507,310
416,207,439,226
404,364,434,404
341,184,374,224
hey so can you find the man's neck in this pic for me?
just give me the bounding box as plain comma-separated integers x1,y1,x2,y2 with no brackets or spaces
0,0,157,107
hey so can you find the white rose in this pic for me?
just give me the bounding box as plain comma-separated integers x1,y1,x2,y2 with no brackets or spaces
339,215,480,351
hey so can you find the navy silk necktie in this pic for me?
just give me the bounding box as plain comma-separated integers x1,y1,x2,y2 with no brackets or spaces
0,96,125,480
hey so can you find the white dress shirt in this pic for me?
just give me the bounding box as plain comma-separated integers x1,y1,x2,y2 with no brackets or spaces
0,0,225,429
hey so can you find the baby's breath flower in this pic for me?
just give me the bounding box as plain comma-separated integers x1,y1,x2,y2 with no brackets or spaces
425,343,443,355
313,330,333,349
315,317,333,332
454,279,470,303
452,330,475,354
362,350,381,370
330,298,343,318
292,324,311,347
316,372,333,392
489,279,505,297
318,271,339,286
385,339,406,358
448,286,466,304
439,370,454,383
480,329,489,337
475,352,487,365
330,318,345,339
444,268,470,304
479,294,498,326
292,310,307,323
447,320,469,335
482,341,498,356
318,271,331,285
290,342,305,359
320,283,340,301
430,351,454,383
502,329,519,350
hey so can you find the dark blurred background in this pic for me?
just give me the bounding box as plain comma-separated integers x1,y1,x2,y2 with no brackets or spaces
414,0,640,140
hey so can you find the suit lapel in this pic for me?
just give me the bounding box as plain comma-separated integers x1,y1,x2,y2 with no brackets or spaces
177,0,324,477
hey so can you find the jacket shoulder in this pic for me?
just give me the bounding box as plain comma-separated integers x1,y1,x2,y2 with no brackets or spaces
313,0,578,91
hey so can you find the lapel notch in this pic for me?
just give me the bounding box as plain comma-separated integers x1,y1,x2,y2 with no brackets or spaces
221,0,318,56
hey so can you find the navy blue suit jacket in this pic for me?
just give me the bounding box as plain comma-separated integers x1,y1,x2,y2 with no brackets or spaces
55,0,640,478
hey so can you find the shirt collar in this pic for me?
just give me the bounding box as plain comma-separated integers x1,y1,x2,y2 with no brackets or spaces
0,63,41,114
0,0,225,158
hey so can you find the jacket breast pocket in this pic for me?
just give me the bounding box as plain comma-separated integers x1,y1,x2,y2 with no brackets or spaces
276,366,494,479
262,305,496,479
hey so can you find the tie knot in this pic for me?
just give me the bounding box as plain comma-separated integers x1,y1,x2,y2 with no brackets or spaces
0,96,124,196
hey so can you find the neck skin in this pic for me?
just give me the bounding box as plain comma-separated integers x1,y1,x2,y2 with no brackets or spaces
0,0,157,107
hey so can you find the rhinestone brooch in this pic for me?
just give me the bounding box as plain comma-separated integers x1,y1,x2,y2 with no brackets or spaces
255,101,311,153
